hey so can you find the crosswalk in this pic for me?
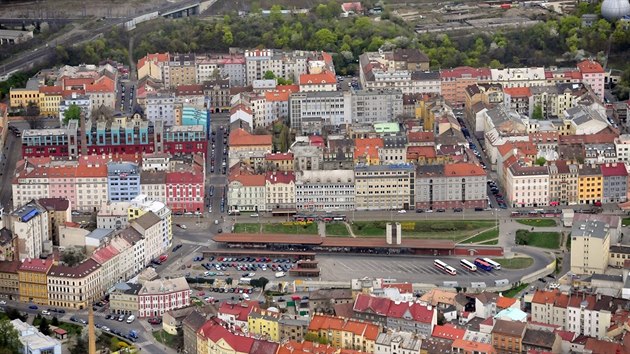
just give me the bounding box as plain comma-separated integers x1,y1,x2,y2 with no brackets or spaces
326,259,509,279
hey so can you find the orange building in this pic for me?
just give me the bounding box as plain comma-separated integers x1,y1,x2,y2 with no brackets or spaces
440,67,491,108
354,138,383,165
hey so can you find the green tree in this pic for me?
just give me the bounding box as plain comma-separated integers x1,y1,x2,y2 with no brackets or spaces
270,5,283,23
536,157,547,166
51,316,59,326
222,26,233,46
0,319,21,353
71,336,88,354
263,71,276,80
39,317,51,335
63,103,82,125
258,277,269,291
226,277,233,286
532,104,543,120
311,28,337,50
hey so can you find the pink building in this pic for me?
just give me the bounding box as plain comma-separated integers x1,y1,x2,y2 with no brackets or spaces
577,60,605,100
165,154,205,213
138,277,190,318
440,67,491,107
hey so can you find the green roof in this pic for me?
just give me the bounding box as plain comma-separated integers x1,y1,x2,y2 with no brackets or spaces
374,123,399,133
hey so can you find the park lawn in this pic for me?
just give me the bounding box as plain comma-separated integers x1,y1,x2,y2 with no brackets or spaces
489,257,534,269
479,239,498,245
503,283,529,298
263,222,318,234
566,235,571,250
326,223,350,236
233,223,260,233
351,220,496,241
153,330,178,348
461,227,498,244
623,218,630,226
515,230,561,249
516,219,557,227
58,322,83,336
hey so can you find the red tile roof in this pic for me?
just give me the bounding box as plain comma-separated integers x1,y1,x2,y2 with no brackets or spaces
229,128,272,147
382,283,413,294
432,324,466,340
440,66,491,79
276,84,300,93
229,174,266,187
601,163,628,177
444,163,486,176
308,314,379,341
504,86,532,97
407,146,436,159
176,84,204,96
496,296,518,309
137,53,169,69
407,131,435,143
219,300,260,322
18,258,53,273
577,60,604,74
85,76,115,93
264,90,291,102
452,339,495,353
554,330,576,342
354,138,383,160
531,290,569,308
198,317,254,352
90,245,120,265
277,340,368,354
299,71,336,86
353,294,435,324
265,171,295,184
39,85,63,94
230,103,253,115
265,153,294,161
353,293,391,316
309,135,325,147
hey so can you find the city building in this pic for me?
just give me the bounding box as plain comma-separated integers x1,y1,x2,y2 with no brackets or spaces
46,259,102,309
228,128,273,168
415,163,487,210
503,87,533,117
18,258,53,305
489,67,546,88
354,164,415,210
37,198,71,247
600,163,628,203
577,59,605,99
440,67,491,107
10,319,61,354
279,318,309,342
107,162,141,202
218,300,260,332
530,290,569,327
0,260,20,300
109,282,142,316
548,161,579,206
137,53,169,82
265,171,296,211
11,201,50,260
165,155,205,213
308,314,380,353
138,277,190,317
130,211,164,267
164,53,197,88
490,319,526,354
248,308,281,342
90,244,121,291
299,71,337,92
289,91,352,133
521,328,561,353
570,219,611,274
228,168,266,213
244,49,332,85
375,331,422,354
504,161,549,208
577,164,603,205
295,170,355,212
351,89,403,124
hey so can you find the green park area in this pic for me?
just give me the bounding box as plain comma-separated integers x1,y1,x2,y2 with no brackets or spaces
516,219,557,227
489,257,534,269
326,223,351,236
233,222,318,235
461,227,498,244
515,230,561,249
350,220,496,241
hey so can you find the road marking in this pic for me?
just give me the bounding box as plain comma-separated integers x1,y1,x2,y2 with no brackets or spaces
336,261,352,271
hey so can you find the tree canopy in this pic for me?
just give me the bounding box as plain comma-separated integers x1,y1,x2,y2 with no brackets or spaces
63,104,82,125
0,319,21,354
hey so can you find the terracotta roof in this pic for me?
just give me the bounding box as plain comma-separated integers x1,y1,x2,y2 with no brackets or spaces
407,146,436,159
407,131,434,143
85,75,115,93
491,319,526,337
198,317,254,352
451,339,495,353
90,245,120,265
419,289,457,307
577,60,604,74
229,128,272,147
264,90,291,102
137,53,169,69
387,300,434,324
219,300,260,322
432,324,465,340
584,338,623,353
250,340,279,354
229,174,266,187
341,2,363,12
382,283,413,294
176,84,204,96
265,171,295,184
18,258,53,273
230,103,253,115
277,340,368,354
309,135,325,147
353,293,390,316
601,163,628,177
443,163,486,176
354,138,383,160
308,314,379,341
276,84,300,93
504,86,532,97
265,153,293,161
496,296,517,309
299,71,336,86
0,261,20,273
39,85,63,94
440,66,491,79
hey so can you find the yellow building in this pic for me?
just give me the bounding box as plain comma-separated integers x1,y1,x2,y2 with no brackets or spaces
0,261,20,301
308,314,379,353
38,86,64,115
18,258,53,305
137,53,168,82
9,87,40,109
248,308,281,342
47,259,102,309
578,165,603,205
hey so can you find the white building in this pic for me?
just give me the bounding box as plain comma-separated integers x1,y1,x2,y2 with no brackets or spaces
10,319,62,354
614,135,630,162
570,219,611,275
265,172,296,211
138,277,190,317
289,91,352,132
245,49,322,85
11,202,49,260
505,161,550,208
295,170,355,211
90,244,121,291
490,67,546,88
145,92,177,125
130,211,164,267
375,331,422,354
351,89,403,124
227,174,266,212
299,72,337,92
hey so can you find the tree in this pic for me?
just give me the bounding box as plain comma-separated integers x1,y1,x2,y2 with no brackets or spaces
226,277,233,286
532,104,543,120
536,157,547,166
311,28,337,50
6,307,26,321
39,317,51,335
0,319,21,353
257,277,269,291
51,316,59,326
437,312,446,325
71,336,88,354
63,103,81,125
263,71,276,80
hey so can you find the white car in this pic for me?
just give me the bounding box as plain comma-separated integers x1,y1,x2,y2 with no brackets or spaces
0,300,6,305
247,272,256,277
101,326,110,332
179,224,187,230
41,310,51,316
397,210,407,214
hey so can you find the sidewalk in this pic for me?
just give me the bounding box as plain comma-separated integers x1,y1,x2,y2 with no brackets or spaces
497,219,567,256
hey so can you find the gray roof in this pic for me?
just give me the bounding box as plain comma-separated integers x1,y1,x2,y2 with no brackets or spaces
591,274,623,283
571,220,610,239
411,71,440,81
376,331,422,351
133,211,162,230
522,328,557,349
86,228,115,241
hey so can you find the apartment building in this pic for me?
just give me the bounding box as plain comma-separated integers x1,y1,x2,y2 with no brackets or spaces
415,163,487,210
354,164,415,211
46,259,102,309
354,137,383,166
118,227,146,275
577,164,603,205
0,261,20,300
570,219,611,274
299,71,337,92
163,53,196,88
505,161,549,208
279,318,309,342
292,141,323,171
109,282,142,315
140,171,167,204
451,338,496,354
227,128,273,168
359,49,438,95
548,161,579,206
90,244,121,291
289,91,352,132
378,136,407,165
503,87,533,117
440,67,491,108
38,86,64,116
227,172,266,212
130,212,163,267
138,277,190,317
58,92,92,123
165,155,205,213
199,54,246,86
264,153,294,172
491,319,526,354
531,290,569,328
9,79,41,108
18,258,53,305
614,134,630,162
218,300,260,332
375,331,422,354
308,314,380,353
490,67,546,88
351,89,403,124
11,202,49,260
137,53,169,82
577,60,605,99
145,92,177,125
244,49,330,85
601,163,628,203
295,170,355,212
265,171,295,211
567,293,625,338
107,162,141,202
248,308,281,342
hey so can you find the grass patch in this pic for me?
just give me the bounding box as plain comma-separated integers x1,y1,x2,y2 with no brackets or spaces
488,257,533,269
516,219,557,227
58,322,83,336
263,222,318,234
152,330,180,348
479,239,498,245
233,223,260,233
351,220,496,241
623,218,630,226
566,235,571,250
461,227,498,244
503,283,529,298
515,230,560,249
326,223,350,236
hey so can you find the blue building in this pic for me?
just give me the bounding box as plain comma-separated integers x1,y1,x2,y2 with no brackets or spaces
181,105,210,138
107,162,141,202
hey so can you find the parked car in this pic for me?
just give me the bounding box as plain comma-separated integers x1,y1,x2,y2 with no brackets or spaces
28,305,38,310
148,317,162,325
172,244,183,252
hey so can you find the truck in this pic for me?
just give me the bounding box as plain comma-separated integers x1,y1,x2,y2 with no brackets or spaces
275,272,286,278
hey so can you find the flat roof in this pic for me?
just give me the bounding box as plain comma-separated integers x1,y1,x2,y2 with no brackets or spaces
213,234,455,249
212,234,323,245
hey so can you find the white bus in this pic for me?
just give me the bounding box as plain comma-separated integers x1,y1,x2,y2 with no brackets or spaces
434,259,457,275
460,259,477,272
482,258,502,270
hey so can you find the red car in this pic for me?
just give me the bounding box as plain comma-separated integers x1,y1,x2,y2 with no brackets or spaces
198,292,205,296
148,317,162,325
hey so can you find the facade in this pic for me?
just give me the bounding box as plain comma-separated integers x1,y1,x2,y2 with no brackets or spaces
0,261,20,300
490,319,526,354
548,161,579,206
165,155,205,213
577,60,605,99
109,283,142,315
279,318,309,342
289,91,352,132
228,173,266,212
11,319,62,354
308,314,380,353
379,136,408,165
295,170,355,211
440,67,491,107
578,164,603,205
46,259,102,309
355,164,415,210
11,202,49,260
90,245,121,291
600,163,628,203
505,162,550,208
218,300,260,332
138,277,190,317
351,89,403,124
375,331,422,354
265,172,296,211
37,198,71,247
228,128,273,168
248,308,281,342
530,290,569,328
107,162,141,202
415,163,487,210
131,212,164,267
164,53,197,88
17,258,53,305
570,219,611,275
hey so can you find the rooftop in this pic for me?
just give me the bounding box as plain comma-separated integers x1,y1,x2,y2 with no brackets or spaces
18,258,53,273
140,277,190,295
48,258,100,279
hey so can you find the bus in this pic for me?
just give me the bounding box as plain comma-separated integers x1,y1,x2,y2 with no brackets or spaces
474,258,494,271
460,259,477,272
434,259,457,275
482,258,501,270
332,215,347,221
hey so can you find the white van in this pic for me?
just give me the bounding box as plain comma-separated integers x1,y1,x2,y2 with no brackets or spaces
126,315,135,324
275,271,286,278
242,293,250,300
